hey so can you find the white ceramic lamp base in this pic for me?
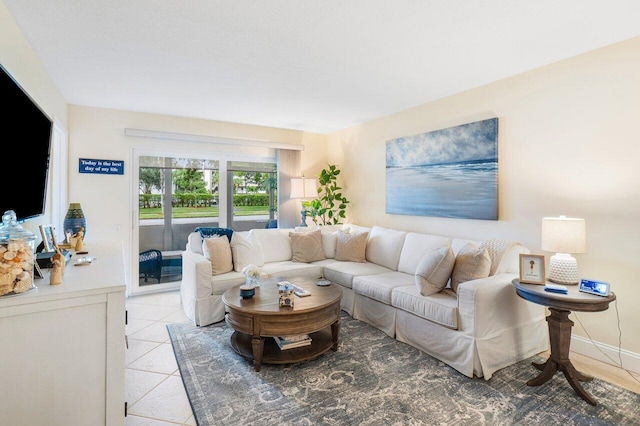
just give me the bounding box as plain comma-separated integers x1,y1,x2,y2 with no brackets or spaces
547,253,579,285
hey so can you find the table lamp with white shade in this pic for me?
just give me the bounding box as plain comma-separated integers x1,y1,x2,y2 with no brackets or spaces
541,216,586,285
290,177,318,227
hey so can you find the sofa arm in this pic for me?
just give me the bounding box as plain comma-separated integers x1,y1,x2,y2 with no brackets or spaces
180,249,214,324
457,273,545,336
181,250,213,298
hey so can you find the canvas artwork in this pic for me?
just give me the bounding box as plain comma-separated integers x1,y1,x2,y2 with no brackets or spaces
386,118,498,220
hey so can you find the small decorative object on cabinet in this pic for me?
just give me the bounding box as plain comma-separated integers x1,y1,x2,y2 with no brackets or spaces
74,227,85,251
63,202,87,241
39,224,57,252
50,257,63,285
0,210,37,297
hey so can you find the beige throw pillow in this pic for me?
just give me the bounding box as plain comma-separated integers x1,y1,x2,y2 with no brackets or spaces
335,230,368,262
202,236,233,275
450,243,492,292
289,230,326,263
414,246,456,296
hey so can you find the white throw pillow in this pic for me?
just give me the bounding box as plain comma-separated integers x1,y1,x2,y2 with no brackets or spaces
289,229,326,263
187,232,204,255
202,236,233,275
414,246,456,296
450,243,492,292
230,232,265,272
321,230,339,258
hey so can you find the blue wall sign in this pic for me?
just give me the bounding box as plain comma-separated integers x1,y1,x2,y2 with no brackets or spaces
79,158,124,175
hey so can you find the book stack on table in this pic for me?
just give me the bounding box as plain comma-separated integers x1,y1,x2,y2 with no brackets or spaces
273,334,312,350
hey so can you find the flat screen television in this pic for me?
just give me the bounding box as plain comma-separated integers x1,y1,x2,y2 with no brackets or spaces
0,63,53,223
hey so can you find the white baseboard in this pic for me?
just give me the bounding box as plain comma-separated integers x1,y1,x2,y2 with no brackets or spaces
571,335,640,374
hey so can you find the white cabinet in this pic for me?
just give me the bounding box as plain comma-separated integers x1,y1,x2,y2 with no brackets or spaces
0,243,126,426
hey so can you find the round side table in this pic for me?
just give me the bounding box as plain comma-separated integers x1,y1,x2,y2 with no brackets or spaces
512,279,616,406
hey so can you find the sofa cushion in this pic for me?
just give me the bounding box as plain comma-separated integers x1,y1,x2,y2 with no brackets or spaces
230,231,264,272
250,229,292,263
210,271,247,296
289,229,326,263
414,246,456,296
365,226,407,271
451,243,492,292
353,272,415,304
335,230,369,262
397,232,452,275
260,261,323,280
323,261,392,289
202,235,233,275
392,285,459,329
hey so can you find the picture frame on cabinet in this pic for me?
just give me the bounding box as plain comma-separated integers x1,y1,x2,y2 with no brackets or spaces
39,224,56,253
34,261,44,279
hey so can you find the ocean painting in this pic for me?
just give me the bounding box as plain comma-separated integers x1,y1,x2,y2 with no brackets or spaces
386,118,498,220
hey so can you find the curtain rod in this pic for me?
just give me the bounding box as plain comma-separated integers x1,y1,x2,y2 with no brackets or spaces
124,128,304,151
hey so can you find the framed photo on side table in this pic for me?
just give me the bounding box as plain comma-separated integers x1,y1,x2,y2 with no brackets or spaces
39,224,57,253
519,254,546,285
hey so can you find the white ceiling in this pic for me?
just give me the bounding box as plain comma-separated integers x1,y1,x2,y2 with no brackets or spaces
4,0,640,134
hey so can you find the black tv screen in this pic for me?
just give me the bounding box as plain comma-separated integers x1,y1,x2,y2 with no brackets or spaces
0,64,53,222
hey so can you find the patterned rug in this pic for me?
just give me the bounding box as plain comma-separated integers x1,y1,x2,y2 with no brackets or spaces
167,313,640,426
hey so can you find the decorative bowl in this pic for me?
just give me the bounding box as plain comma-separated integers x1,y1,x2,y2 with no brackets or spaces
239,284,256,299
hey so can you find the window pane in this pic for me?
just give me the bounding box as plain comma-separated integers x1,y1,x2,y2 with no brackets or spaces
229,161,278,231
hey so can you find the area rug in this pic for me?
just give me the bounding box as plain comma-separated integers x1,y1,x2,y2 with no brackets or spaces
167,313,640,425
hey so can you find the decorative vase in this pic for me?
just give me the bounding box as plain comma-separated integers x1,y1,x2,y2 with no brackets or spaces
63,203,86,240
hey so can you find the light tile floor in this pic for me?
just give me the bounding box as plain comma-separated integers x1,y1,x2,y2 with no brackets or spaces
125,289,196,426
125,289,640,425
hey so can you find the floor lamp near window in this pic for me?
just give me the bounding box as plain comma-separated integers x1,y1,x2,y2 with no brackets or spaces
290,177,318,227
541,216,586,285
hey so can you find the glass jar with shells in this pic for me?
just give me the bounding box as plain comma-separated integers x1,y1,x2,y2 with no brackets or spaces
0,210,37,297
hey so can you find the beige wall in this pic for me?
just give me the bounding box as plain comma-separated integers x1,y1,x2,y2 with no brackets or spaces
327,37,640,355
0,3,67,125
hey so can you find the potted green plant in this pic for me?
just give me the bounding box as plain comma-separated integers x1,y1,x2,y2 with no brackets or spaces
303,164,350,225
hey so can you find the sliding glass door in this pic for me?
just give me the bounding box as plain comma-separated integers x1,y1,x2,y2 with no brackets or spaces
131,148,277,295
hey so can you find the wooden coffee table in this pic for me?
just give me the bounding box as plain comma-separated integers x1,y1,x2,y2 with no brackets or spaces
222,276,342,372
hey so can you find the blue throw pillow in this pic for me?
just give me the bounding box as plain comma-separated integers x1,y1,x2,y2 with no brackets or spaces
195,227,234,243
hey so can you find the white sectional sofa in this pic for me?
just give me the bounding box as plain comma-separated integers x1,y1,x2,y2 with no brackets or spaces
180,224,548,379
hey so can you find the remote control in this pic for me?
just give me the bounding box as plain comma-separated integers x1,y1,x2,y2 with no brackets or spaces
544,283,568,294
